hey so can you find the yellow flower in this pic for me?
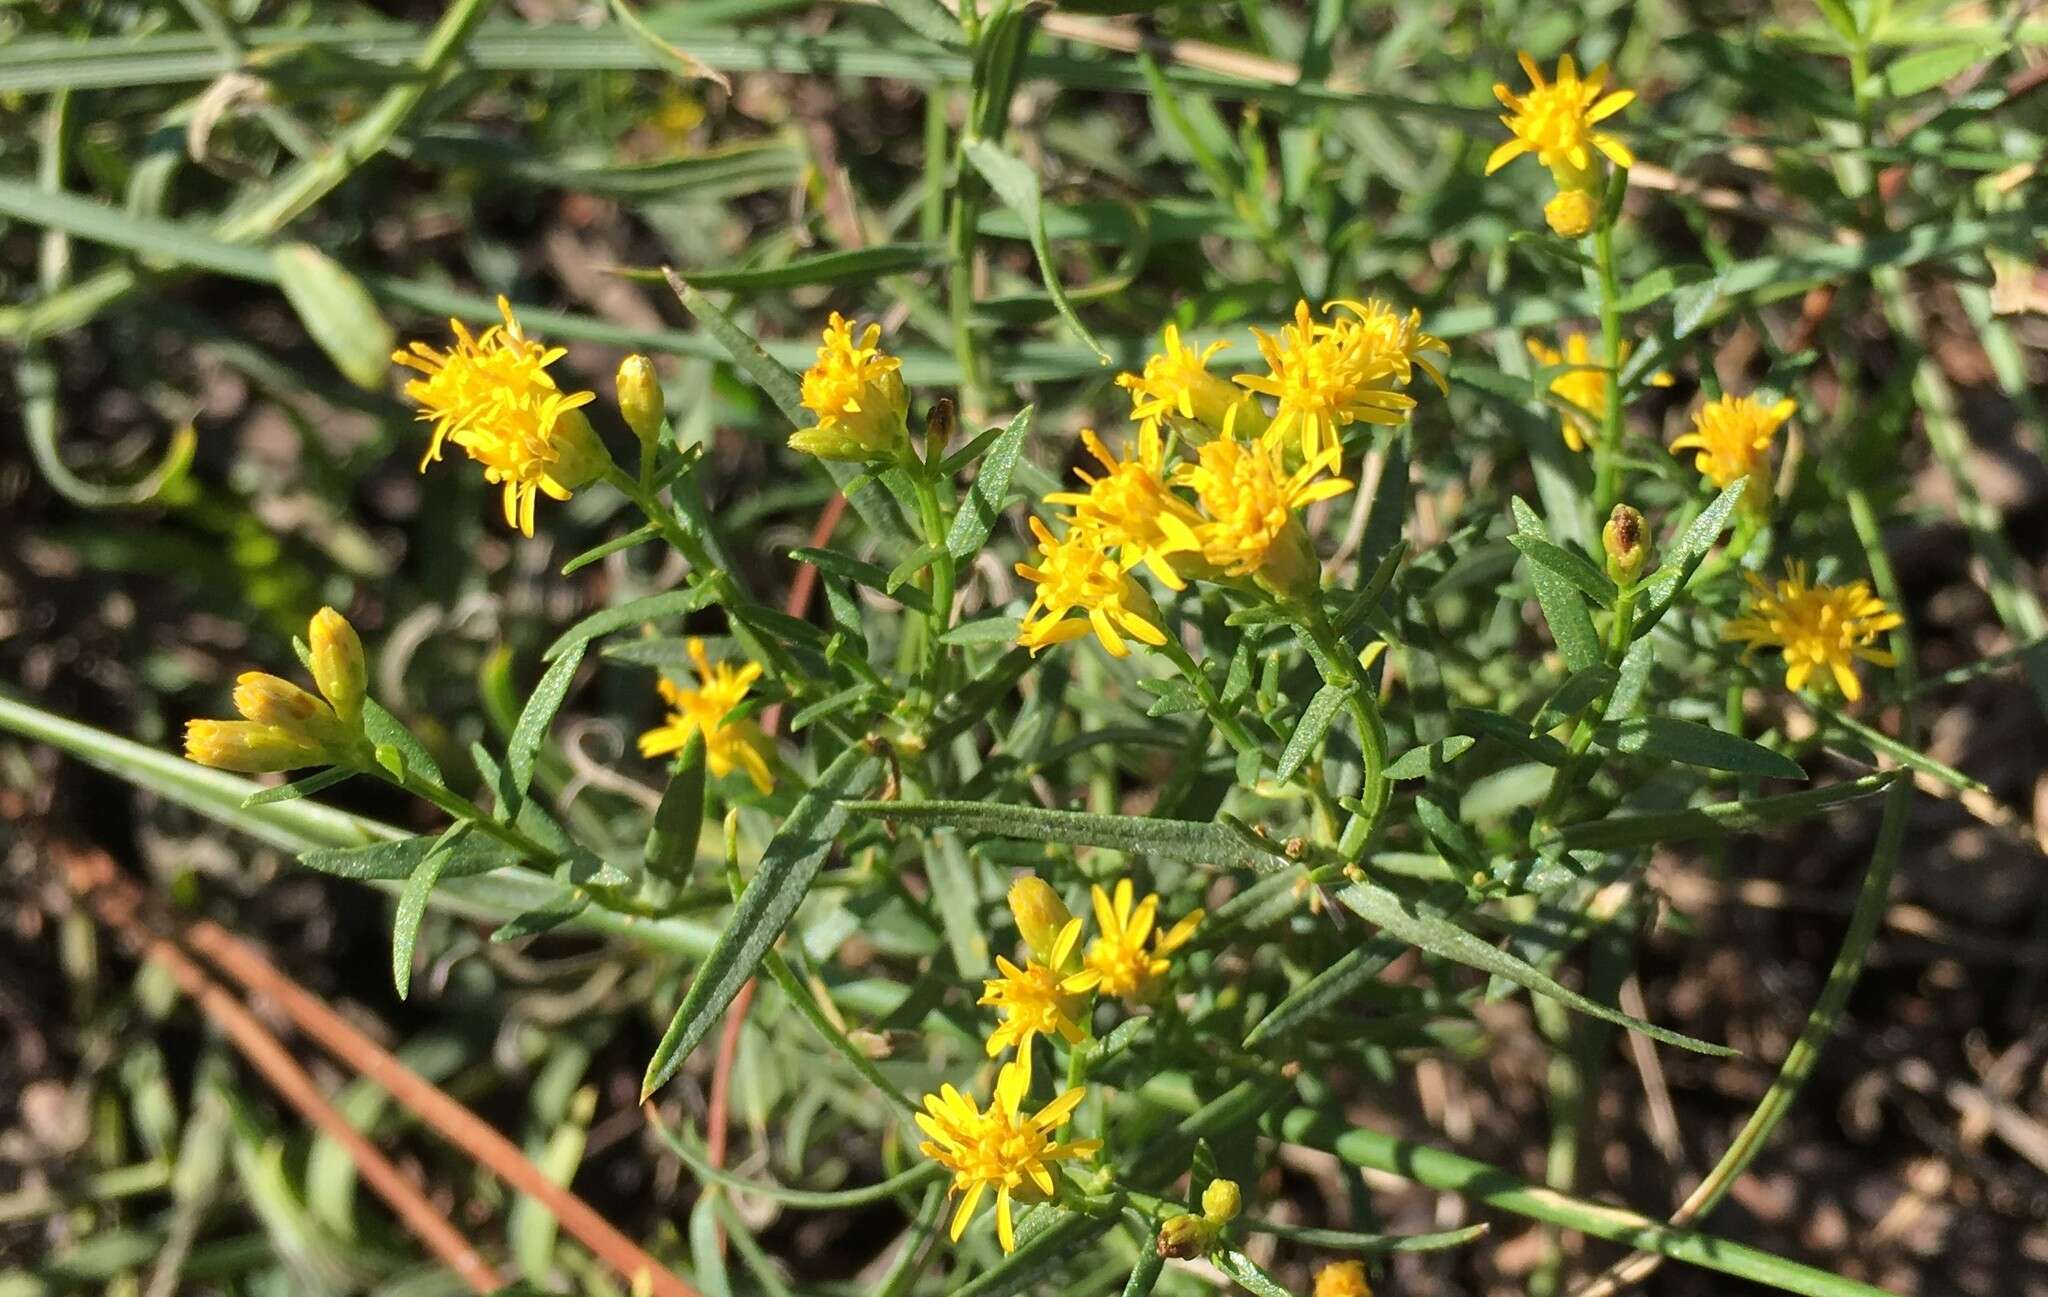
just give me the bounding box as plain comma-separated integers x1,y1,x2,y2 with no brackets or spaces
185,607,367,773
1670,393,1795,491
1545,186,1600,238
981,921,1091,1062
394,296,610,537
1485,51,1636,188
1044,426,1202,590
789,312,908,462
1235,301,1423,462
1324,298,1449,396
1115,324,1266,441
916,1060,1100,1253
1015,517,1170,658
1068,879,1202,1003
637,638,776,793
1314,1260,1373,1297
1173,424,1351,593
1723,563,1902,702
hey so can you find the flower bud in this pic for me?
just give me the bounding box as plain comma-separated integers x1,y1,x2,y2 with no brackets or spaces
924,397,956,460
1544,186,1599,239
308,607,366,728
184,719,329,774
1155,1212,1217,1260
1201,1178,1241,1223
617,354,665,445
1314,1260,1373,1297
1602,503,1651,584
1008,876,1073,967
232,672,344,746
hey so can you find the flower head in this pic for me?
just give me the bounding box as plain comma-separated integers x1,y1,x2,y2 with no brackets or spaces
916,1061,1099,1252
1015,517,1170,658
1486,52,1636,188
1314,1260,1374,1297
1545,186,1600,238
1116,324,1265,441
790,313,908,462
1174,423,1351,593
1008,877,1077,969
1670,394,1795,492
981,925,1091,1062
1068,879,1202,1003
638,638,776,793
1236,301,1423,462
1723,563,1902,702
186,608,368,773
394,296,609,536
1045,427,1202,590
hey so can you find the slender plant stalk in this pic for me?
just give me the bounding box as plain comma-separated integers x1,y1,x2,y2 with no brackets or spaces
1590,185,1627,517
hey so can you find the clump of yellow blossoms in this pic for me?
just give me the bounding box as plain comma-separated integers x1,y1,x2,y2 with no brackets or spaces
1116,324,1265,441
1723,563,1902,702
1069,880,1203,1004
637,638,776,793
1487,52,1637,237
1015,517,1170,658
916,1061,1099,1252
1174,427,1352,594
186,608,366,773
1670,393,1796,494
789,312,908,462
1044,427,1201,589
394,296,610,537
1237,300,1446,462
1314,1260,1374,1297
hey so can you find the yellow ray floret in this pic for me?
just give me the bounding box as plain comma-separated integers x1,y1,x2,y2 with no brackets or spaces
1173,426,1352,583
394,296,608,537
916,1061,1100,1253
1722,562,1902,702
1015,517,1170,658
1235,300,1423,462
790,312,908,461
1067,879,1202,1003
1045,426,1202,590
1486,51,1637,186
1115,324,1264,440
1670,393,1796,491
637,638,776,793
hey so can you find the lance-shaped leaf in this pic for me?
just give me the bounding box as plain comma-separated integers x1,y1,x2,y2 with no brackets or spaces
964,140,1109,362
507,638,585,799
1632,477,1747,639
1594,715,1805,779
543,585,721,661
1511,497,1600,670
945,406,1032,561
844,799,1283,871
641,746,880,1098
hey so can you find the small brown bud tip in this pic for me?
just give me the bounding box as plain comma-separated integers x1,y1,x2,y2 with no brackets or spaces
1156,1213,1215,1259
925,397,956,455
1602,504,1650,582
1282,836,1307,859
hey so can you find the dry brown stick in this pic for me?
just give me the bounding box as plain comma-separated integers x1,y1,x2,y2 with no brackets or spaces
56,844,504,1294
177,913,700,1297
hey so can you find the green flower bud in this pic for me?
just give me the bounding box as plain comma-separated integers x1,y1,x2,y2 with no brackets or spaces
1602,503,1651,584
308,607,366,729
1201,1178,1241,1224
1155,1212,1217,1260
617,354,665,445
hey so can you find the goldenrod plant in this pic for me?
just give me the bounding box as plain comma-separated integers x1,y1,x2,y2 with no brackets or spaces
5,3,2032,1295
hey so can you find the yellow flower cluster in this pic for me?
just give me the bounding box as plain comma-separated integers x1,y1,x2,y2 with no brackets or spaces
1020,301,1443,655
637,638,777,794
920,876,1200,1252
1724,562,1901,702
186,608,366,773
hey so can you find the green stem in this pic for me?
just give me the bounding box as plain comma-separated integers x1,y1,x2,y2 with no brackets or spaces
1590,190,1626,518
385,765,563,869
1290,599,1391,850
908,463,957,699
947,178,984,420
1153,635,1261,762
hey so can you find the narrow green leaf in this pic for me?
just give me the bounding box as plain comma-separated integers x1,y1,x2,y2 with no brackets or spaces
1275,683,1352,780
1212,1251,1294,1297
1511,498,1600,670
947,1213,1117,1297
1882,41,1996,97
542,585,720,661
924,831,990,977
1337,877,1733,1054
876,0,963,45
631,243,943,291
393,827,463,998
641,747,880,1098
1595,716,1805,779
490,891,591,942
1633,478,1746,640
241,766,352,808
1536,664,1620,729
1243,935,1406,1045
945,406,1033,560
1550,771,1896,852
644,736,707,883
561,522,660,575
790,546,932,612
886,541,944,594
1383,735,1476,781
964,140,1110,362
1507,534,1617,608
362,698,442,787
940,614,1022,647
1450,707,1569,765
508,639,586,799
299,833,512,882
269,242,395,389
846,799,1280,871
1120,1249,1166,1297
